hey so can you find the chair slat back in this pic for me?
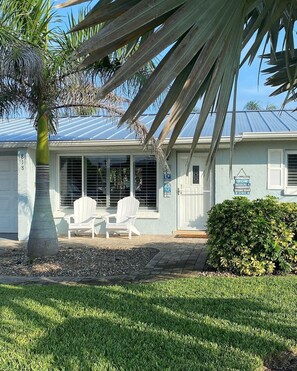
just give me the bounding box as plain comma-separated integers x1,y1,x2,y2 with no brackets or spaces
116,196,139,223
74,197,96,223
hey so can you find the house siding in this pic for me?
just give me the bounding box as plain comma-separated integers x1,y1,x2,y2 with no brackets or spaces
17,148,35,241
50,149,178,236
215,140,297,204
1,112,297,240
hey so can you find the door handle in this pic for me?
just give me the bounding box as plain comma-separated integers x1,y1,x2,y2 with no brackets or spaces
177,188,182,195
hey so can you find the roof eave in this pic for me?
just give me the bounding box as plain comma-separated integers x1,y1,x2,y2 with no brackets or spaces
241,132,297,140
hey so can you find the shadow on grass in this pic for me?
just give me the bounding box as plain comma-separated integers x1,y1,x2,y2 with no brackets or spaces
0,278,296,370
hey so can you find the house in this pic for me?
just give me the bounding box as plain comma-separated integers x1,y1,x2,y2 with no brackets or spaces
0,110,297,241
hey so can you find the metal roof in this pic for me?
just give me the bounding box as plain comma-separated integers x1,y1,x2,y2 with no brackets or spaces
1,110,297,143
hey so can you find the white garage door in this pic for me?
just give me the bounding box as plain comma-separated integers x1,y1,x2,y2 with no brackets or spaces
0,156,18,233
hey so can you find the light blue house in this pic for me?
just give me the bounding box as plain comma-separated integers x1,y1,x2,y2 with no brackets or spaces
0,110,297,240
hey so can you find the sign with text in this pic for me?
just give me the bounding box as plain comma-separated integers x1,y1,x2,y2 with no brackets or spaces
163,168,172,198
233,174,251,195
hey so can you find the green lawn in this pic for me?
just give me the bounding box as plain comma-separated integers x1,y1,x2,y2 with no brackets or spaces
0,276,296,370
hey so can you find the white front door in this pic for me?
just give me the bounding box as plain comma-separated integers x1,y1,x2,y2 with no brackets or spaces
0,156,18,233
177,154,210,230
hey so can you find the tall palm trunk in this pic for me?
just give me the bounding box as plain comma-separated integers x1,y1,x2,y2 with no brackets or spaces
27,107,58,258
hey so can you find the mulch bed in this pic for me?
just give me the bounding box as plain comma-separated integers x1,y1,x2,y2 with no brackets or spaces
0,239,159,277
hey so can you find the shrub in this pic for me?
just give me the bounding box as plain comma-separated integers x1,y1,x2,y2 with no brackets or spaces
280,202,297,241
207,197,297,276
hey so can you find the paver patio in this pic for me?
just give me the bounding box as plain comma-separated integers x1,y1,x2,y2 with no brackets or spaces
0,235,208,285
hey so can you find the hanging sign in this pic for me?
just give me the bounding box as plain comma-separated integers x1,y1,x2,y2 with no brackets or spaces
163,167,172,198
233,168,251,195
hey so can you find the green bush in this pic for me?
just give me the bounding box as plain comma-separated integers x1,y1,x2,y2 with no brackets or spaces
207,197,297,276
280,202,297,241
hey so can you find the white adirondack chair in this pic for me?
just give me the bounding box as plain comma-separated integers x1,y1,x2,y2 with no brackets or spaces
65,196,97,238
103,196,140,239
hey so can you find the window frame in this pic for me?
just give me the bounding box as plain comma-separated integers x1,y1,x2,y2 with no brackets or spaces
284,150,297,195
58,155,83,207
134,155,158,209
57,153,158,211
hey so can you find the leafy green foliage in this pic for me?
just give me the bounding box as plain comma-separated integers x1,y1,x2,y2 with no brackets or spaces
0,277,296,370
59,0,297,166
243,100,262,110
207,197,297,275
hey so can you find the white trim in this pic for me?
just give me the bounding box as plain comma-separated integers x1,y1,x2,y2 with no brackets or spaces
56,152,158,212
267,149,283,189
82,155,85,196
54,210,160,219
0,136,241,149
242,132,297,141
130,155,134,196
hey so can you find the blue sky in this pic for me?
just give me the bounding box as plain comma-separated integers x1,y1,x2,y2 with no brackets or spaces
236,59,294,110
54,1,295,111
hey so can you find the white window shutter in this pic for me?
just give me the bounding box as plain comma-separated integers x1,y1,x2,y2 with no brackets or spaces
268,149,283,189
287,153,297,186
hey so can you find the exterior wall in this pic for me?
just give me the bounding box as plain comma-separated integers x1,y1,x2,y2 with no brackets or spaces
8,138,297,240
215,140,297,204
0,151,18,236
135,151,177,234
50,149,178,236
0,148,35,240
17,148,35,240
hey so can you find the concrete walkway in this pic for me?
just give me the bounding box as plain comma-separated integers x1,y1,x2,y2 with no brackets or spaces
0,235,208,285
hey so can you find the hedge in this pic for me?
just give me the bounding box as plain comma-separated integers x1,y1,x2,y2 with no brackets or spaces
207,197,297,276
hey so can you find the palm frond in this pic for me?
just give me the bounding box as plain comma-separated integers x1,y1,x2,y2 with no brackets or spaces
262,51,297,103
55,0,90,9
62,0,296,165
0,43,44,86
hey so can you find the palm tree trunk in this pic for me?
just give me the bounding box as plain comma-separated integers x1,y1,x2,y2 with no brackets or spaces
27,109,58,258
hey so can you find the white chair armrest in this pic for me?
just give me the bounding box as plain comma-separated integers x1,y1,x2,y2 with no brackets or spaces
65,214,74,224
103,214,117,222
90,214,97,225
126,215,137,224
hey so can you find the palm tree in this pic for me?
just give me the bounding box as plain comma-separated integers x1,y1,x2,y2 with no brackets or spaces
243,101,262,110
0,0,151,258
0,0,58,258
265,103,277,110
58,0,297,167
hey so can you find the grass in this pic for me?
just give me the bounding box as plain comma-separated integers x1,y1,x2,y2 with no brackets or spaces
0,276,296,370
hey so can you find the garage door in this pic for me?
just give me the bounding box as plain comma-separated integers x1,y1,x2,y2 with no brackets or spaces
0,157,18,233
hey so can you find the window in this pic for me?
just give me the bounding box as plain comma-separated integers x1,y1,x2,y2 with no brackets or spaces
85,157,107,206
60,157,82,206
59,155,157,209
85,156,130,207
134,156,157,209
285,151,297,194
193,166,200,184
267,149,297,194
287,153,297,186
109,156,130,207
